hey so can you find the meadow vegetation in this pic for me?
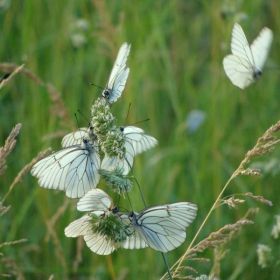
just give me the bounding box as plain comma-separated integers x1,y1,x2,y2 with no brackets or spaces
0,1,280,279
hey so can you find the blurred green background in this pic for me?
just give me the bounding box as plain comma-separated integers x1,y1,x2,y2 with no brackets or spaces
1,0,280,279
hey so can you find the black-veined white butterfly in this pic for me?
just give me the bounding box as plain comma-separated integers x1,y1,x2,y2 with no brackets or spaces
102,42,131,103
61,127,96,148
223,23,273,89
128,202,198,252
65,189,148,255
101,125,158,175
31,130,100,199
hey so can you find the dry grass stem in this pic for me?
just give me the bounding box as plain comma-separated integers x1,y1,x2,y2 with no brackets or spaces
43,199,70,275
0,256,25,279
0,124,22,177
211,209,260,277
167,218,255,278
213,248,230,278
0,239,28,249
0,204,11,217
45,219,68,275
92,0,125,56
1,147,52,204
243,207,260,218
239,168,261,176
46,83,75,129
31,148,53,164
0,63,44,85
45,198,70,242
73,236,84,272
217,196,245,209
190,258,210,263
234,121,280,177
245,192,273,206
160,120,280,279
0,64,25,90
41,130,72,142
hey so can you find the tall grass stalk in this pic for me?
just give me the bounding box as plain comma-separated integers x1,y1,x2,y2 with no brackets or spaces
161,120,280,279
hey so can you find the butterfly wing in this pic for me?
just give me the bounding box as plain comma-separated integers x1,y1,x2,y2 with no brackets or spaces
123,126,158,155
84,233,116,255
230,23,254,64
102,42,131,103
250,27,273,70
65,213,94,237
223,23,257,89
31,142,100,198
61,128,89,148
223,55,254,89
101,126,157,174
62,127,97,148
77,188,114,212
131,202,198,252
65,211,116,255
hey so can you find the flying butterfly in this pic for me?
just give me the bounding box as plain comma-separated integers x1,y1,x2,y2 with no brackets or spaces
31,129,100,199
128,202,198,253
102,42,131,103
65,188,148,255
223,23,273,89
101,125,158,175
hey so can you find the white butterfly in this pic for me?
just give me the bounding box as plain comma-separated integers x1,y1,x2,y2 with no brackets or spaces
102,42,131,103
223,23,273,89
65,189,148,255
31,132,100,199
61,127,96,148
101,126,158,175
128,202,198,252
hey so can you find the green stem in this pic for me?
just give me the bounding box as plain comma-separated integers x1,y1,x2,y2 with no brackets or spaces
172,171,238,276
129,164,172,279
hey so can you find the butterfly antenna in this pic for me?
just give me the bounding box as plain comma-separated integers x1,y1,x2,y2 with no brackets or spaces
74,112,88,140
124,103,150,127
130,118,150,127
124,103,132,126
90,82,105,90
74,112,82,138
74,112,81,128
76,109,90,125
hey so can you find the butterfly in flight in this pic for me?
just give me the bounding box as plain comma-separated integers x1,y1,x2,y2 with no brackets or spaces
223,23,273,89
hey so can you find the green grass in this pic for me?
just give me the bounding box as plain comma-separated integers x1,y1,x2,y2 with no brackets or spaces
1,0,280,279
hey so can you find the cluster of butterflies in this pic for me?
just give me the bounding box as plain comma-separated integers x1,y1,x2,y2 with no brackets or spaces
223,23,273,89
31,42,198,254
